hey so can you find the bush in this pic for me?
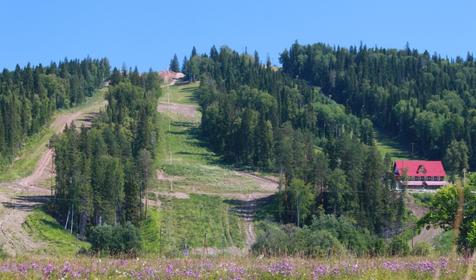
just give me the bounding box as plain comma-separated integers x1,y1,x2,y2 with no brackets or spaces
371,238,388,256
292,228,345,257
309,215,376,256
252,222,291,256
253,221,345,257
89,222,141,255
434,230,456,255
412,193,433,207
389,237,410,256
411,242,432,256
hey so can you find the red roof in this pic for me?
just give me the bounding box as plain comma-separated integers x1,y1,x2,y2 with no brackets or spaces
159,71,185,81
394,160,446,177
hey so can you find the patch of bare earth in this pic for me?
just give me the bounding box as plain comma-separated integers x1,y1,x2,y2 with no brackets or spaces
156,92,280,253
405,193,443,245
156,169,184,182
0,101,105,256
154,169,277,253
157,102,198,120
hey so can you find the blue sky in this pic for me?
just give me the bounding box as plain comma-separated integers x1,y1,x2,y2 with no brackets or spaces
1,0,475,71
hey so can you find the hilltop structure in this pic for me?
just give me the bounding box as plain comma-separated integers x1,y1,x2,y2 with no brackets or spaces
159,71,185,84
393,160,449,190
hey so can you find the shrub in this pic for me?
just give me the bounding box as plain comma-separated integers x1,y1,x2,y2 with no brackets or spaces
252,222,290,256
411,242,432,256
389,237,410,256
292,228,345,257
412,193,433,207
253,221,345,257
434,230,456,255
371,238,388,256
309,215,376,256
89,222,141,255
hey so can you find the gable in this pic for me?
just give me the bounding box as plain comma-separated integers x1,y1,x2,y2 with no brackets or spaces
394,160,446,177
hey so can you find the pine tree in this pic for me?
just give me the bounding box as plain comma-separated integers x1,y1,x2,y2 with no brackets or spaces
181,56,189,73
169,54,180,72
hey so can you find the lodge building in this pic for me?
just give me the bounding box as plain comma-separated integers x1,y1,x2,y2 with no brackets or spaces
393,160,449,190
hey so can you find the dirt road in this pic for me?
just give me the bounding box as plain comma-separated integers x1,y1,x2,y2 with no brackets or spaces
0,95,106,256
157,87,279,252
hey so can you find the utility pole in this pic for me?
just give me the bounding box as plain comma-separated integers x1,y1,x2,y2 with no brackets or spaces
167,85,174,192
296,192,300,227
203,232,208,256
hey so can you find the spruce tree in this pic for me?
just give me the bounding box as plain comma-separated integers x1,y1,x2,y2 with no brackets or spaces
169,54,180,72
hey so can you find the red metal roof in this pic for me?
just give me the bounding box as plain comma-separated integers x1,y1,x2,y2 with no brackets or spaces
394,160,447,177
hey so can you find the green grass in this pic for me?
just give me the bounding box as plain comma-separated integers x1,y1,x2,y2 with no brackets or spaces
140,209,162,254
375,130,414,160
141,194,245,256
0,127,53,182
161,82,200,104
23,208,90,256
155,85,262,194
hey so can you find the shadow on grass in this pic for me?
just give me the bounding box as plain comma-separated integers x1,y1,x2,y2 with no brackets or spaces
170,121,224,166
224,195,277,221
1,195,51,211
39,218,64,231
375,129,416,160
170,120,279,174
183,83,201,104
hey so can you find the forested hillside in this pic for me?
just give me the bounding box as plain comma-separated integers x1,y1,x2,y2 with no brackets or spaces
181,47,404,242
280,42,476,174
0,58,110,166
52,68,161,249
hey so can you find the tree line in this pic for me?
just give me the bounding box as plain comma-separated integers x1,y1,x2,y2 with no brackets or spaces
52,68,161,246
180,46,404,236
0,58,110,166
280,42,476,173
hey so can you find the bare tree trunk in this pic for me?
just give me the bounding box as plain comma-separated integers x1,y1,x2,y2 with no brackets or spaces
70,204,74,234
64,208,70,230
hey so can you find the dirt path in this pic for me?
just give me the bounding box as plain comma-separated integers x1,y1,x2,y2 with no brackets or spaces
157,88,279,252
405,193,443,246
0,94,106,256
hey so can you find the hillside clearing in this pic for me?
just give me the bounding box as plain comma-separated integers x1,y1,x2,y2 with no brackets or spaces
156,83,277,195
375,130,414,160
0,88,107,183
0,88,106,257
154,83,279,253
23,208,90,255
141,194,245,256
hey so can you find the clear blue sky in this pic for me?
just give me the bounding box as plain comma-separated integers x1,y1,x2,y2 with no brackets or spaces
1,0,475,71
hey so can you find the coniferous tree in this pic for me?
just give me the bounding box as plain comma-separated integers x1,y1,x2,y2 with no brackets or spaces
52,69,160,237
169,54,180,72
